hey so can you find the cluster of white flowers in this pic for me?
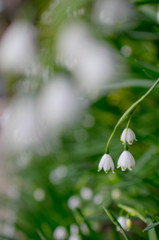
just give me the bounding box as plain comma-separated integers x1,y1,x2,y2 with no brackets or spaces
98,128,136,173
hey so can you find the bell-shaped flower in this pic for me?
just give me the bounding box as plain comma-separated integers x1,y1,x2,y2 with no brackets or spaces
98,154,114,173
120,128,136,145
117,150,135,171
117,216,131,232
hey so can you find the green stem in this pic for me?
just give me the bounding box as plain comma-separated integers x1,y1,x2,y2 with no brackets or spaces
105,78,159,154
105,127,117,153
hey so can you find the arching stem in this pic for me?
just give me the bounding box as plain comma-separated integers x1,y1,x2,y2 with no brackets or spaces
105,78,159,154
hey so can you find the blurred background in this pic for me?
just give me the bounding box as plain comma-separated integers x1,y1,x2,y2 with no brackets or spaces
0,0,159,239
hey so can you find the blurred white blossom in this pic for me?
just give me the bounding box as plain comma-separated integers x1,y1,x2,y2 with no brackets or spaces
53,226,68,240
80,223,90,235
117,216,131,232
80,187,93,200
0,21,37,73
67,196,80,210
56,22,91,70
93,0,134,26
93,194,103,204
49,165,68,185
3,223,15,238
69,235,81,240
33,188,45,202
121,45,132,57
74,41,114,92
70,224,79,235
1,98,41,153
56,22,115,93
38,76,81,132
111,189,121,200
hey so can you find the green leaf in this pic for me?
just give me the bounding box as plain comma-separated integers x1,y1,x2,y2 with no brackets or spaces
118,204,146,223
0,235,16,240
37,231,47,240
105,79,157,90
136,60,159,75
155,217,159,221
76,208,100,239
143,222,159,232
145,213,158,240
85,215,108,221
103,208,130,240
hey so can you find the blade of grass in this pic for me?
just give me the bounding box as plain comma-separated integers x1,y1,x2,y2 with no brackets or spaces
76,208,100,239
145,213,158,240
37,231,47,240
0,236,16,240
136,60,159,74
143,222,159,232
118,204,146,223
103,207,130,240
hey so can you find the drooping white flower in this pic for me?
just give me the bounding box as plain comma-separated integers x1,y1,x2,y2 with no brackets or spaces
98,154,114,173
0,21,37,73
117,216,131,232
117,150,135,171
120,128,136,145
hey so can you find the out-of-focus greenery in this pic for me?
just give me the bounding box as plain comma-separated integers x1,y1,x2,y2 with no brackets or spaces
0,0,159,240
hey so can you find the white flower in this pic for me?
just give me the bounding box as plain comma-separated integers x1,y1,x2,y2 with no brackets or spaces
53,226,67,240
93,0,134,26
0,21,37,73
117,216,131,232
120,128,136,145
67,196,80,210
98,154,114,173
117,150,135,171
38,76,81,131
56,22,115,93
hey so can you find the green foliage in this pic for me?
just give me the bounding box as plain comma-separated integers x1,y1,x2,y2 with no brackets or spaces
103,208,130,240
1,0,159,240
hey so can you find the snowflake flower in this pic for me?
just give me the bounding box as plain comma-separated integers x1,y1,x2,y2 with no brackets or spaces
98,154,114,173
117,150,135,171
120,128,136,145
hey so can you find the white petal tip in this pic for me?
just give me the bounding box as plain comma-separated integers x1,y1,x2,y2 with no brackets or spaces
121,166,126,171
